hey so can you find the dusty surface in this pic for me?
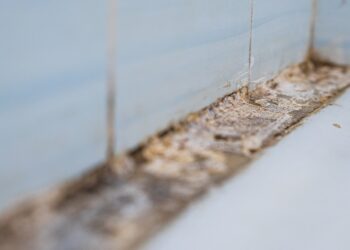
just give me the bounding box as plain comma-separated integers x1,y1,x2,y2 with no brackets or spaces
0,62,349,250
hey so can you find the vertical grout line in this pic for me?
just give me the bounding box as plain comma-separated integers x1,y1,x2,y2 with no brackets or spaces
307,0,318,59
107,0,117,163
241,0,254,99
248,0,254,90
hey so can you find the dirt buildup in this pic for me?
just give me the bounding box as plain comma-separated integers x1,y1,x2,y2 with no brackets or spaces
0,62,349,250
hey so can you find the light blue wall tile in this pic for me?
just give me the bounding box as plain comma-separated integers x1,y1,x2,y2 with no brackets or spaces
252,0,312,83
0,0,323,210
0,1,107,210
315,0,350,64
116,0,249,151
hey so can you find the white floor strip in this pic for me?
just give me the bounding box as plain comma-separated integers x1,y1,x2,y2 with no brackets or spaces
144,90,350,250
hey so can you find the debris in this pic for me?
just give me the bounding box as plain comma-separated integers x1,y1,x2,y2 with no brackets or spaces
333,123,342,128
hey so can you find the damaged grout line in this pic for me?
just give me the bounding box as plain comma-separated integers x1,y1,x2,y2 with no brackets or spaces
2,1,350,249
1,62,349,250
248,0,254,90
107,0,117,164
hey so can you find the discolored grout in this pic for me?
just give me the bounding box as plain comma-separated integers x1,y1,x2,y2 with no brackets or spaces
0,62,349,250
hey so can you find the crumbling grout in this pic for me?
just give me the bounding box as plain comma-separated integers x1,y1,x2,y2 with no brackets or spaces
1,62,349,250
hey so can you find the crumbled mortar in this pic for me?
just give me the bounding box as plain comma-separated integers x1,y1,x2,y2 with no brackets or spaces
0,62,349,250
